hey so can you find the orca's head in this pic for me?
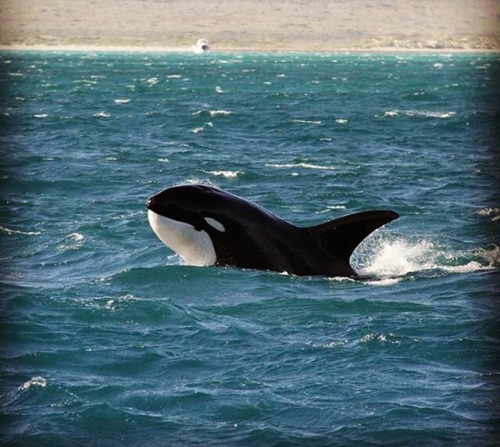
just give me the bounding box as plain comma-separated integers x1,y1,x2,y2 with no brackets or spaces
146,184,232,266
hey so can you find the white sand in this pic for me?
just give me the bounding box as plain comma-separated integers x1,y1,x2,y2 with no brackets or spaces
0,0,498,51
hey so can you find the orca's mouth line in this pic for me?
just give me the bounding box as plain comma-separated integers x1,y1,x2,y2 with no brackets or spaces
146,197,163,213
146,197,174,218
146,198,204,231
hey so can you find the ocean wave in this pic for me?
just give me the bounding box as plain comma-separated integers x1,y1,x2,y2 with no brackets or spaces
476,207,500,222
292,119,322,125
265,162,336,171
359,333,401,345
58,232,84,251
191,122,213,133
77,293,139,311
19,376,48,391
192,109,232,117
317,205,347,214
383,110,457,119
184,178,219,188
3,50,498,447
207,170,240,179
0,226,41,236
93,111,111,118
209,110,232,117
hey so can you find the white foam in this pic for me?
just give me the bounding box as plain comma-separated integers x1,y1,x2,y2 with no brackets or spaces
265,162,336,171
292,119,322,125
69,233,83,241
191,122,213,133
93,111,110,118
193,110,232,117
384,109,456,119
209,110,232,117
476,208,500,221
359,333,399,345
367,277,402,286
19,376,47,391
105,299,115,310
422,111,456,119
184,178,219,188
317,205,347,214
472,245,500,268
208,170,240,179
359,239,436,278
59,232,84,251
356,237,498,281
0,226,41,236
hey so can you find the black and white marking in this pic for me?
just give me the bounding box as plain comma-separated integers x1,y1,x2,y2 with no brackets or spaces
147,184,398,277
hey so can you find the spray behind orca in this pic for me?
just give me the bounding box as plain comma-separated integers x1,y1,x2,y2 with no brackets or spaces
146,184,399,277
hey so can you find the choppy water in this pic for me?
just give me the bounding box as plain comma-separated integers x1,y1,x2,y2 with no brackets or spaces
1,51,499,446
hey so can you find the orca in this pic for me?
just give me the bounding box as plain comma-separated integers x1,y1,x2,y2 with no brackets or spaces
146,184,398,278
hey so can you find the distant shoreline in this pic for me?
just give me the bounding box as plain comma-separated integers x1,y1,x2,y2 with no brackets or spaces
1,44,498,55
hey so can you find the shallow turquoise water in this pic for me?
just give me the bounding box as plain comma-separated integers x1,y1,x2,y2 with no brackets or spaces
1,51,499,446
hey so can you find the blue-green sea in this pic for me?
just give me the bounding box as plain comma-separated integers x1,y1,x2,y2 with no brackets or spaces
1,51,499,446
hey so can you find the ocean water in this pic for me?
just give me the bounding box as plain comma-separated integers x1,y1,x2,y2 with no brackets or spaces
1,50,499,446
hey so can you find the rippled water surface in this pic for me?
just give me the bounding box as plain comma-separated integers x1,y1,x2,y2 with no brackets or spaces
1,51,499,446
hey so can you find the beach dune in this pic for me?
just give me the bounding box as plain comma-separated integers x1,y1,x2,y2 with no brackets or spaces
0,0,499,51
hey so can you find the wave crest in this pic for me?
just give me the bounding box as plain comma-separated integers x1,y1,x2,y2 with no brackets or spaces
19,376,48,391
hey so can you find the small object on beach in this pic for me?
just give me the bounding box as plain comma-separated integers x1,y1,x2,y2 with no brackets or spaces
192,38,210,53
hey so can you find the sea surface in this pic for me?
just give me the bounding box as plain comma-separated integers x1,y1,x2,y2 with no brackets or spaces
1,50,499,446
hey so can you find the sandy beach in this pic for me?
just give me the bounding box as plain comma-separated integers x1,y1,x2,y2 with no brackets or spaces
0,0,499,52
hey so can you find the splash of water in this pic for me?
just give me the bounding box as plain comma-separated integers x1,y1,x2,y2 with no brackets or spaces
354,237,499,280
19,376,48,391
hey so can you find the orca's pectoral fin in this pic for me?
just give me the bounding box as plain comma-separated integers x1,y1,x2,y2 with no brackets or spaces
308,210,399,262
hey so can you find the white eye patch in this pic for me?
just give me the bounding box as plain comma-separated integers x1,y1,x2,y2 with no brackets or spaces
204,217,226,232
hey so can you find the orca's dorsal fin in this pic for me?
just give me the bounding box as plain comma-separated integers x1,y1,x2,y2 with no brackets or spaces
307,210,399,262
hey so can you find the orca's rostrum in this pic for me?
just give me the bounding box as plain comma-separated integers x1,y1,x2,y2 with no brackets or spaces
147,184,398,278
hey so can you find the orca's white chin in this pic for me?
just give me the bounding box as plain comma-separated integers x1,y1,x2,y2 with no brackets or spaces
147,210,216,266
